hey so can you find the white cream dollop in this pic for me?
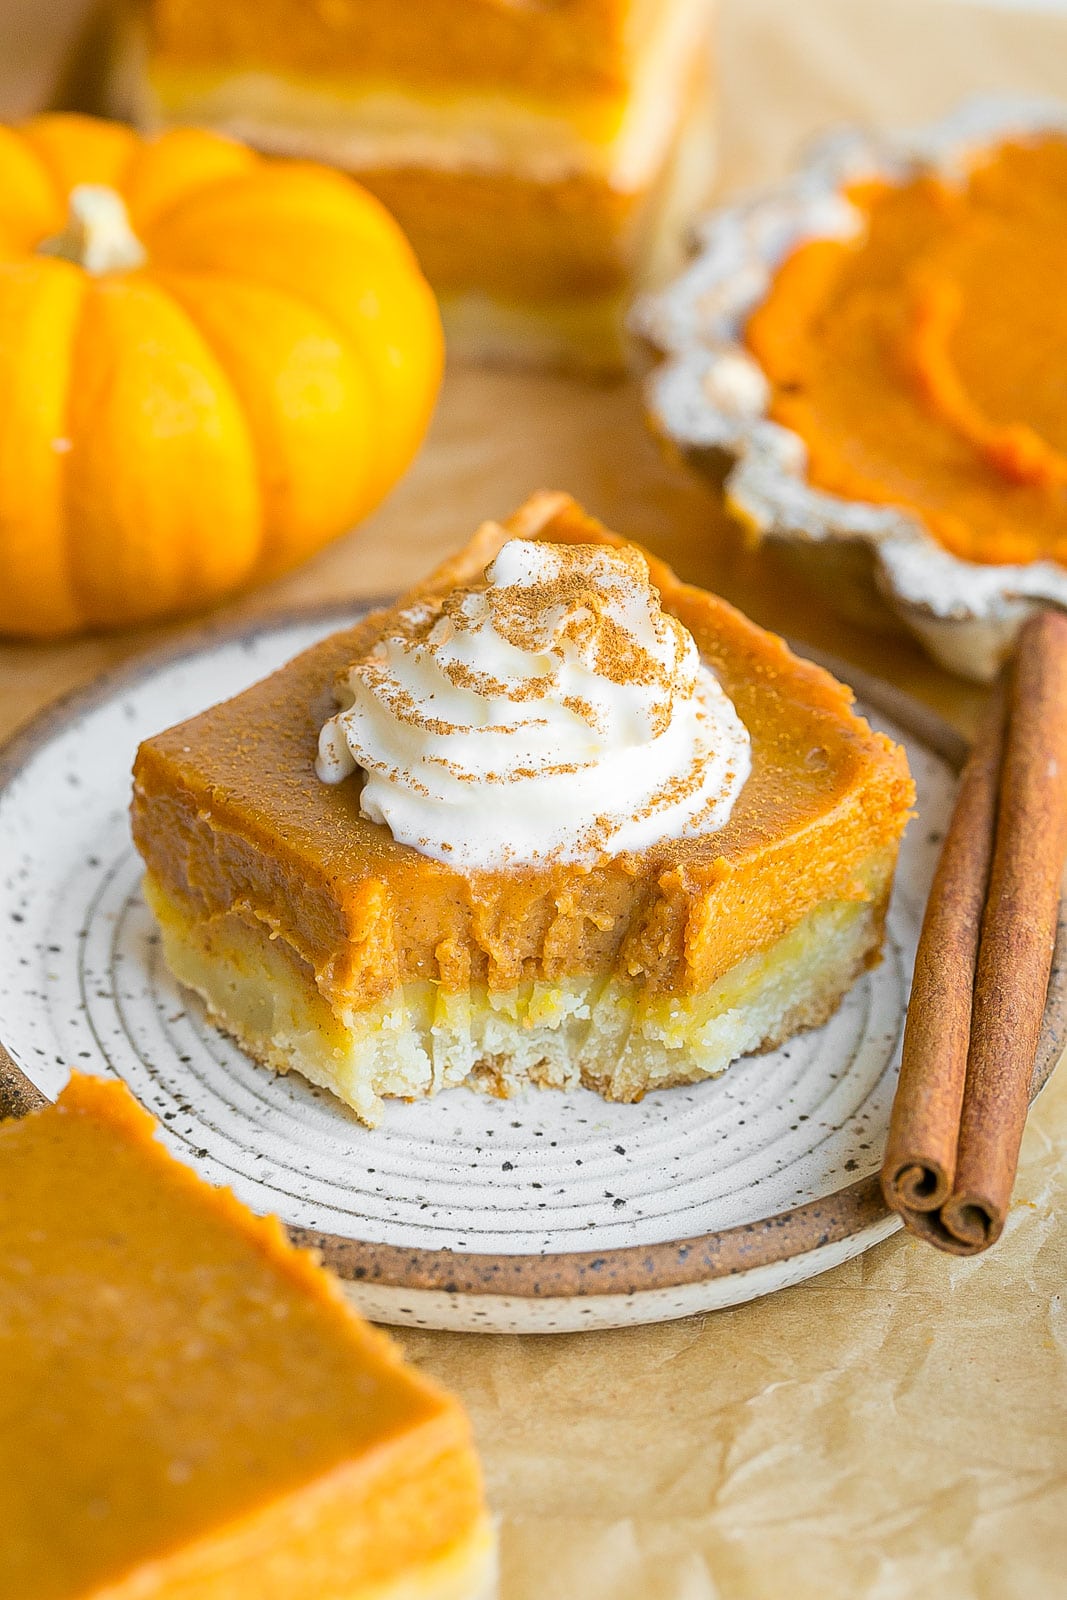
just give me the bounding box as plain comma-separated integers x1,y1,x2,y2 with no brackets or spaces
316,537,751,870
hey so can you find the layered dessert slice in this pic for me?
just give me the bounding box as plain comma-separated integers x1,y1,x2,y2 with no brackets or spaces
0,1073,494,1600
132,493,913,1125
119,0,716,370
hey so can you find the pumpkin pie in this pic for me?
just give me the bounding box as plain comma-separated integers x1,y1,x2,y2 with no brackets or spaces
0,1073,494,1600
638,98,1067,681
117,0,716,371
131,492,913,1126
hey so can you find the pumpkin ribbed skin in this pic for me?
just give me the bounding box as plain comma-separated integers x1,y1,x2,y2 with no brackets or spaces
0,115,443,636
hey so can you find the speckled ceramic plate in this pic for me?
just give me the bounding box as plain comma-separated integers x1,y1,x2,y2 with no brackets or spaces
3,605,1065,1333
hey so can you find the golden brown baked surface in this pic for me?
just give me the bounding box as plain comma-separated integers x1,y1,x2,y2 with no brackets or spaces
0,1073,490,1600
131,493,914,1017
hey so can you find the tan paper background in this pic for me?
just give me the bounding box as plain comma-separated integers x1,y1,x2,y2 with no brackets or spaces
4,1,1067,1594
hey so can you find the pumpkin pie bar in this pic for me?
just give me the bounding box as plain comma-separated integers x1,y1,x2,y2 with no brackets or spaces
118,0,715,370
639,99,1067,679
132,493,913,1125
0,1073,494,1600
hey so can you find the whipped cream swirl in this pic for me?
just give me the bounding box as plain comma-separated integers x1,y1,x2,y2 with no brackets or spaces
316,537,751,870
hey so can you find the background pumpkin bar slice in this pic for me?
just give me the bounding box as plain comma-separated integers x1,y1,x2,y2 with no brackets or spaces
0,1074,495,1600
117,0,716,371
0,114,441,641
131,493,914,1127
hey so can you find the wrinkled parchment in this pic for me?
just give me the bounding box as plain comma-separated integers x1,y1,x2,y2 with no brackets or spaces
4,2,1067,1594
398,1075,1067,1599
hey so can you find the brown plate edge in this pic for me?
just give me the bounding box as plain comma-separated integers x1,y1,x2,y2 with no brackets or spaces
1,608,1063,1299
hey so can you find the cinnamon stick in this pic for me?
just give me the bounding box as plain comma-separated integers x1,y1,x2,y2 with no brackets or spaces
881,684,1006,1233
882,609,1067,1255
941,610,1067,1252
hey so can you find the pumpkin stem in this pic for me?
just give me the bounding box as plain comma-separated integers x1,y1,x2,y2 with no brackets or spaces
38,184,147,276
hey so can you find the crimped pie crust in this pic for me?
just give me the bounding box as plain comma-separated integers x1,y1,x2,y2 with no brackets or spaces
635,96,1067,682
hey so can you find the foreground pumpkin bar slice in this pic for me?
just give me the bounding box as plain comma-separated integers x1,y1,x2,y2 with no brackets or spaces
0,1075,494,1600
132,492,914,1125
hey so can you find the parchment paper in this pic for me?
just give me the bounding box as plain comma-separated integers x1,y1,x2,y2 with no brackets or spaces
4,2,1067,1594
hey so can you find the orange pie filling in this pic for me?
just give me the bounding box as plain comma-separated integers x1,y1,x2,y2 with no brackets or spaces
126,0,715,367
746,135,1067,568
132,494,913,1125
0,1075,494,1600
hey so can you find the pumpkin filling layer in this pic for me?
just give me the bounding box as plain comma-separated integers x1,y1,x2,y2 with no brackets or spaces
746,136,1067,567
133,0,713,367
0,114,441,640
131,494,914,1126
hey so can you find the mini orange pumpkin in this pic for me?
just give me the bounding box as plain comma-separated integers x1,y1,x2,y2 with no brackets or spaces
0,114,443,637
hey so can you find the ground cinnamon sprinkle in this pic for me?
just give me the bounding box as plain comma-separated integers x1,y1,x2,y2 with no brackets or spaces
322,535,752,868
